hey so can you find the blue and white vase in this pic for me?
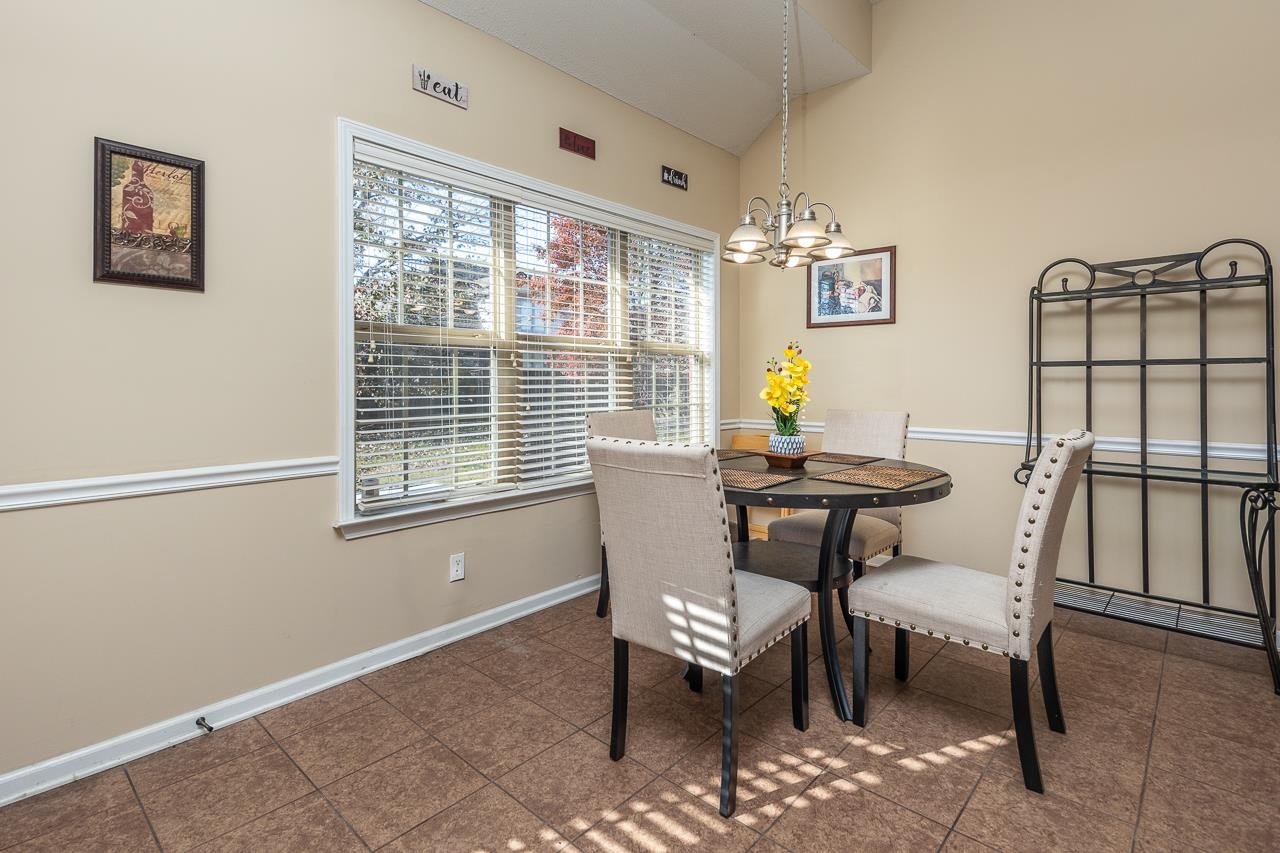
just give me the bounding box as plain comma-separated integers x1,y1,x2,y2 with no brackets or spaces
768,433,805,455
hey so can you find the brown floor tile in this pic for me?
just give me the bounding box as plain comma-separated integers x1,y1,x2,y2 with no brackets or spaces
577,777,761,853
383,784,573,852
591,643,686,689
1139,766,1279,853
1160,653,1276,706
540,615,615,662
1156,677,1280,753
1052,606,1074,628
322,737,486,848
439,621,538,664
1165,631,1273,676
514,600,597,637
1133,820,1202,852
662,732,822,832
934,638,1035,680
739,682,859,770
436,695,577,778
127,719,274,794
765,773,949,851
1064,611,1169,652
747,837,789,853
139,745,313,852
0,769,136,849
1052,631,1163,718
829,731,983,827
562,592,602,615
471,638,584,693
739,643,795,687
380,663,511,733
648,668,776,720
859,689,1011,770
9,803,156,853
584,688,718,773
941,832,1000,852
1150,720,1280,806
498,731,656,840
191,792,363,852
257,680,379,741
358,650,454,697
987,693,1151,821
910,657,1014,718
954,773,1133,852
523,658,616,727
278,699,423,787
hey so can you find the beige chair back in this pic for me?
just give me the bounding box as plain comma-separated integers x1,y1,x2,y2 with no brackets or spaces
586,409,658,441
1007,430,1094,658
824,409,910,527
586,438,740,675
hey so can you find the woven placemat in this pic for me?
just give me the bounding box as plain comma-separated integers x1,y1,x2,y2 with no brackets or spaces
715,449,755,461
808,452,882,466
810,465,942,490
721,468,803,490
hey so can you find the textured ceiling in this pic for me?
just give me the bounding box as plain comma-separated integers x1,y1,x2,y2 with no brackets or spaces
418,0,870,155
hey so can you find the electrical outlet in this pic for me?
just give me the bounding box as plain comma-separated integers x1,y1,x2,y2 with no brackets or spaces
449,552,465,582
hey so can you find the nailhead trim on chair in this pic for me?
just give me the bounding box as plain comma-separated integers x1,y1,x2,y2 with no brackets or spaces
858,609,1009,657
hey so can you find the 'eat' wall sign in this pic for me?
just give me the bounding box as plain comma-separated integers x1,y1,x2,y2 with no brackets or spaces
413,65,468,109
559,128,596,160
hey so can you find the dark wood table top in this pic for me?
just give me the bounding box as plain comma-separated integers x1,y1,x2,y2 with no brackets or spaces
718,453,952,510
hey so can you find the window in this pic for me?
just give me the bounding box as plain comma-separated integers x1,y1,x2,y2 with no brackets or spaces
337,121,718,534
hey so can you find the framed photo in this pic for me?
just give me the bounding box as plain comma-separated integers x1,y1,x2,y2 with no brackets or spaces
94,138,204,291
807,245,895,328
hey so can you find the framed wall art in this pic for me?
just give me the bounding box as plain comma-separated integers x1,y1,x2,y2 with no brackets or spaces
807,245,895,328
93,138,204,291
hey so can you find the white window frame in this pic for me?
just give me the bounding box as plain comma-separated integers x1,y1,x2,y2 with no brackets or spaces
334,119,720,539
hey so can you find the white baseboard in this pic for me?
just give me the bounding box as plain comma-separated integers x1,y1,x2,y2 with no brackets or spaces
0,574,600,807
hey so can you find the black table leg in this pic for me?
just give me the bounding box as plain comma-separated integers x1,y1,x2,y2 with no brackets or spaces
817,508,856,721
735,505,750,542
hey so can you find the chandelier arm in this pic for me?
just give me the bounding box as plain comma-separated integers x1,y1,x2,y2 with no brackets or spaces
806,200,838,221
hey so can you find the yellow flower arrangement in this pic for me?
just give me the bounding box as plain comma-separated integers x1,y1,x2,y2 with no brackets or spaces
759,341,812,436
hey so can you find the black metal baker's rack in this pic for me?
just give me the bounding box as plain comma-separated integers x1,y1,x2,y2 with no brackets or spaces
1018,239,1279,694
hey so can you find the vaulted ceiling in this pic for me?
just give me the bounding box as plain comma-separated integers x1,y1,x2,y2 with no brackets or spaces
418,0,872,155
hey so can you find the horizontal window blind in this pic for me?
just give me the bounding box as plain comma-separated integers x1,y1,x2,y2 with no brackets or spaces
349,139,716,515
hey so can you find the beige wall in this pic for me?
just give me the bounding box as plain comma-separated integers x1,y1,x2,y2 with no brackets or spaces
0,0,740,774
736,0,1280,607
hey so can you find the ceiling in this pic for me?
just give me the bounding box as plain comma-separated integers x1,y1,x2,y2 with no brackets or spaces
418,0,871,155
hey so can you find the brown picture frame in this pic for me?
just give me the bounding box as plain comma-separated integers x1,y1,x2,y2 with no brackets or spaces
93,138,204,291
806,245,896,328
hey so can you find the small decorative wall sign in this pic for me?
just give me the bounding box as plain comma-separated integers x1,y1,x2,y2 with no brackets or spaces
660,165,689,191
412,65,469,109
93,138,204,291
807,245,896,328
559,128,596,160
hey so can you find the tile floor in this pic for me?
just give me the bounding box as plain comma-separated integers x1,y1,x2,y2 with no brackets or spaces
2,592,1278,852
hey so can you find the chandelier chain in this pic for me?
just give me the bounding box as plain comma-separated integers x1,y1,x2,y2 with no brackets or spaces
780,0,789,192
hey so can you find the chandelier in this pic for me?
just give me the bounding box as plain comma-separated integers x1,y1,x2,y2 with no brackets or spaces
723,0,856,268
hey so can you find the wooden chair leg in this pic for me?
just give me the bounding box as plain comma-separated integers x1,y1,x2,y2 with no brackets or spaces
719,674,740,817
610,638,628,760
1010,657,1044,792
894,627,910,681
790,625,809,731
851,614,870,726
595,546,610,618
1037,623,1066,734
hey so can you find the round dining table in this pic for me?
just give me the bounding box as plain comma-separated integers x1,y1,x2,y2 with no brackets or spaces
719,452,953,722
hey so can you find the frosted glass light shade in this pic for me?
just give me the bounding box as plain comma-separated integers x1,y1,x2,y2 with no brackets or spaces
722,248,766,264
808,227,856,260
779,215,830,250
726,221,771,253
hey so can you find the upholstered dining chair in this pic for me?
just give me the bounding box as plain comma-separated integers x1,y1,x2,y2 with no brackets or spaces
846,429,1094,793
586,410,658,618
586,437,811,817
767,409,910,632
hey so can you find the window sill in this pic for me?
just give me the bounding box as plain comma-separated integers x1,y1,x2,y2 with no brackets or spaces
334,479,596,539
